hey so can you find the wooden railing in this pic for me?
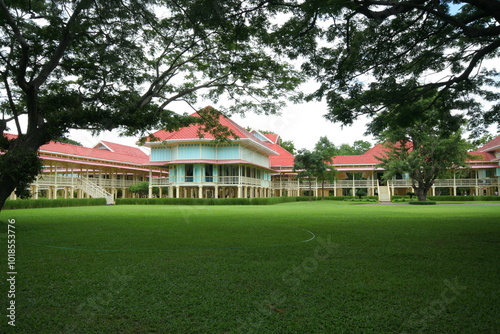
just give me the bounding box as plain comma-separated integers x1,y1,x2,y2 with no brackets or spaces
77,178,114,204
272,179,378,189
387,178,499,187
34,174,499,190
150,176,271,187
34,175,138,188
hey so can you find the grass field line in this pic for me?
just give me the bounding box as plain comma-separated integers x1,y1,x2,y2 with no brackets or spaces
29,226,317,252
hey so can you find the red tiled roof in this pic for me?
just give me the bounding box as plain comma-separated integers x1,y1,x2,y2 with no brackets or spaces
3,133,18,141
3,133,146,165
264,133,279,144
468,151,497,162
478,135,500,152
268,142,295,166
332,144,389,165
38,154,152,171
40,141,149,165
148,107,264,143
95,140,148,159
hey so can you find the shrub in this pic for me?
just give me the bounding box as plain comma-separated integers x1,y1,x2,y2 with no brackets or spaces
406,191,416,199
409,201,436,205
355,189,367,199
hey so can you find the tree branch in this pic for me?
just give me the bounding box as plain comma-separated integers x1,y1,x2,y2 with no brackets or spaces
32,0,92,88
0,0,30,91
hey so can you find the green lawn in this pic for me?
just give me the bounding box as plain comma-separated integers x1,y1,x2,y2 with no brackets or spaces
1,202,499,333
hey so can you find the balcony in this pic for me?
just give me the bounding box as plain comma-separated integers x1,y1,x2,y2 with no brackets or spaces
150,176,271,188
33,175,139,188
386,178,499,188
272,179,378,189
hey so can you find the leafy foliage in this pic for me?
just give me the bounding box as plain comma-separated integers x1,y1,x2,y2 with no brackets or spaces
129,181,159,198
314,136,336,161
313,136,337,198
0,147,42,199
376,101,470,201
335,140,372,155
268,0,500,136
0,0,302,209
294,148,329,200
468,133,497,151
280,139,296,154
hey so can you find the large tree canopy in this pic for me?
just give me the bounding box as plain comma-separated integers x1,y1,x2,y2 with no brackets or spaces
269,0,500,136
0,0,301,209
376,96,470,201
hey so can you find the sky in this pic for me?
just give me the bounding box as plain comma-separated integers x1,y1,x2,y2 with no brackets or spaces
68,98,376,151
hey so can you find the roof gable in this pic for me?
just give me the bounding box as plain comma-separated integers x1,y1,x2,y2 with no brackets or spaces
96,140,148,159
264,133,279,144
149,107,260,142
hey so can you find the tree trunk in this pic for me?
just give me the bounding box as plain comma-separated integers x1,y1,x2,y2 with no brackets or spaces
415,188,427,201
415,184,432,202
0,179,17,212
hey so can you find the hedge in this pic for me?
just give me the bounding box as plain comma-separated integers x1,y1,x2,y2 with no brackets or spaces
116,196,379,206
428,195,500,201
2,195,382,209
393,195,500,203
2,198,107,210
409,201,436,205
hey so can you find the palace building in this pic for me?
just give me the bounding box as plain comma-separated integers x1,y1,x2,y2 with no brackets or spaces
3,108,500,202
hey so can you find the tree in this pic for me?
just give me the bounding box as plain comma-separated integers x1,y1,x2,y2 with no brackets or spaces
314,136,336,160
314,136,337,198
376,101,470,202
0,0,301,210
293,148,326,201
269,0,500,137
280,139,296,155
352,140,372,155
468,133,496,151
129,181,158,198
355,189,367,199
335,140,372,155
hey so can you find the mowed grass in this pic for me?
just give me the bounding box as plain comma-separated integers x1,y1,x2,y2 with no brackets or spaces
1,202,499,334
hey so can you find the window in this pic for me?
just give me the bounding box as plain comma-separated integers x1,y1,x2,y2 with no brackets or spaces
205,164,213,182
185,164,193,182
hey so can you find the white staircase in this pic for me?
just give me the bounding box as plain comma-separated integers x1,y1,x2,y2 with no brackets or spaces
378,185,391,202
77,177,114,204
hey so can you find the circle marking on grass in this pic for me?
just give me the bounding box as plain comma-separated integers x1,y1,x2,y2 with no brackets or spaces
32,227,316,252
